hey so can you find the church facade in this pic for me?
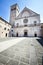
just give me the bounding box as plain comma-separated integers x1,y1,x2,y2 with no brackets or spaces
9,4,42,37
0,3,43,38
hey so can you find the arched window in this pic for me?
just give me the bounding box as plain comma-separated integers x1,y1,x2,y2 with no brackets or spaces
23,19,28,23
4,27,6,30
8,29,9,31
11,30,13,32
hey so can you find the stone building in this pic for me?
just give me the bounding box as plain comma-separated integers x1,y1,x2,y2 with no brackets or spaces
0,17,11,38
0,3,43,37
9,4,42,37
40,23,43,37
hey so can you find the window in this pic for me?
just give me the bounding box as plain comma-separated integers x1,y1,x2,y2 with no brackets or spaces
11,7,16,11
11,30,13,32
23,19,28,23
24,25,27,26
8,29,9,31
4,27,6,30
34,21,37,25
2,32,3,33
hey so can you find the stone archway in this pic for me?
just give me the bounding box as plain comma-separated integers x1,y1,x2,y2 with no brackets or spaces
5,33,7,37
34,33,37,37
24,30,28,37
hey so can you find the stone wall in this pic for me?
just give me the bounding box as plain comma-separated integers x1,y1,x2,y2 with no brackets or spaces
10,25,41,37
40,23,43,37
0,17,11,38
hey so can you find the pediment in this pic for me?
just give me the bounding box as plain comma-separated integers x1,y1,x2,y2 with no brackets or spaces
16,7,39,19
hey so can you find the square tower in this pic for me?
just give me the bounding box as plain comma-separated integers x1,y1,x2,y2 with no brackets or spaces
10,3,19,25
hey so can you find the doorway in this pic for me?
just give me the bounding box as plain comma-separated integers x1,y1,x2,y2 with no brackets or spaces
34,33,37,37
24,30,28,37
6,33,7,37
16,33,18,37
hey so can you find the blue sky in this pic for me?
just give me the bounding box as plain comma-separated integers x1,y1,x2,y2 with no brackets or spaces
0,0,43,23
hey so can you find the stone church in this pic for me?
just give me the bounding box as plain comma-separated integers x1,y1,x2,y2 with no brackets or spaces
0,3,43,38
9,3,42,37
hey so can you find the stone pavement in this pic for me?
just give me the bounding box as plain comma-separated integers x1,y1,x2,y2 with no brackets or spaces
0,37,43,65
0,38,25,52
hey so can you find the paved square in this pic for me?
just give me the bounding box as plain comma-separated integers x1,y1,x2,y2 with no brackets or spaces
0,37,43,65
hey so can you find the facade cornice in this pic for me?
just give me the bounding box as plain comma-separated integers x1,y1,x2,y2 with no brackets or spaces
15,14,40,20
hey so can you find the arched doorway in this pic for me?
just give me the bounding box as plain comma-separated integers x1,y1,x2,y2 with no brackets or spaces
16,33,18,37
24,30,28,37
5,33,7,37
34,33,37,37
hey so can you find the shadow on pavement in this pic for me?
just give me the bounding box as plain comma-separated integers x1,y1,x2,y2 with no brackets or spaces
36,37,43,46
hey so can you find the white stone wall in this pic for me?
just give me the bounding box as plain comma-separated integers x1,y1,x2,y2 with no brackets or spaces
22,11,30,17
10,14,41,37
10,26,41,37
14,15,40,27
9,6,41,37
0,19,11,38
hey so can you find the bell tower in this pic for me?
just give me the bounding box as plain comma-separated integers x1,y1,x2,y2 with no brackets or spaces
10,3,19,25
